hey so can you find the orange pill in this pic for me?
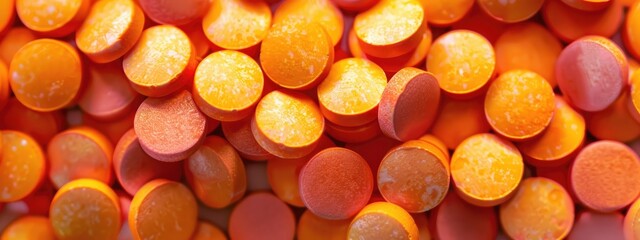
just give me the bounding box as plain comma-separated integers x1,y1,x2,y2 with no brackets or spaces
331,0,378,11
587,91,640,142
346,136,401,192
625,197,640,240
0,216,56,240
624,1,640,61
16,0,90,37
542,0,623,42
354,0,426,58
500,177,575,240
378,67,440,141
48,126,113,189
222,117,271,161
180,22,210,59
297,210,351,240
495,22,563,87
252,90,324,159
192,221,227,240
113,129,182,196
0,98,63,147
571,140,640,212
629,71,640,123
75,0,145,63
202,0,271,52
9,39,83,112
569,211,624,240
477,0,544,23
274,0,344,46
348,201,419,240
260,19,334,90
324,119,381,143
562,0,611,11
485,70,555,141
50,179,121,240
317,58,387,127
0,60,9,110
412,213,432,240
426,30,495,99
193,50,264,121
419,0,474,26
556,36,627,112
228,192,296,240
430,96,490,150
0,27,36,64
123,25,196,97
134,90,207,162
430,191,497,240
451,5,507,43
417,134,450,160
129,179,198,240
378,140,450,212
0,0,14,34
451,133,524,206
137,0,209,26
0,131,45,202
82,109,136,145
299,147,373,220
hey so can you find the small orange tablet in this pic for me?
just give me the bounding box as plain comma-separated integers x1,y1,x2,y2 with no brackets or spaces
228,192,296,240
430,96,490,150
562,0,611,11
542,0,623,43
421,0,474,26
202,0,271,52
273,0,344,46
129,180,198,240
569,211,625,240
260,19,334,90
185,136,247,209
317,58,387,127
297,210,351,240
0,98,63,147
193,50,264,121
134,90,207,162
191,221,227,240
50,179,121,240
571,140,640,212
485,70,555,141
252,90,325,159
0,216,56,240
426,30,495,99
324,119,381,143
451,133,524,207
500,177,574,240
0,131,45,202
137,0,209,26
9,39,83,112
378,67,440,141
123,25,196,97
75,0,145,63
48,126,113,189
222,117,272,161
348,201,419,240
0,0,14,34
0,27,35,64
299,147,373,220
624,1,640,61
16,0,90,37
477,0,544,23
430,191,498,240
587,91,640,142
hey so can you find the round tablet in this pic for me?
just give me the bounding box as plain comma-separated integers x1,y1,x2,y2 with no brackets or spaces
0,98,63,147
134,90,207,162
123,25,196,97
16,0,90,37
421,0,474,26
297,210,351,240
451,133,524,206
317,58,387,127
79,61,141,121
50,179,121,240
273,0,343,46
9,39,83,112
477,0,544,23
222,117,272,161
138,0,209,25
431,191,497,240
587,91,640,142
0,131,45,202
542,0,623,43
202,0,271,51
0,27,35,65
569,211,624,240
191,221,226,240
500,177,575,240
0,216,56,240
625,2,640,61
300,147,373,220
229,192,295,240
430,96,490,150
348,201,419,240
485,70,555,141
571,140,640,212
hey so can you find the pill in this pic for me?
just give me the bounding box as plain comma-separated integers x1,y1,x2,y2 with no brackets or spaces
228,192,295,240
0,0,14,34
419,0,474,26
430,191,497,240
332,0,378,11
451,5,507,43
191,221,227,240
202,0,271,53
569,210,624,240
625,197,640,239
129,179,198,240
571,140,640,212
16,0,90,37
0,215,55,240
180,22,210,58
297,210,351,240
348,201,419,240
0,131,45,202
221,117,272,161
561,0,611,11
21,181,54,216
346,136,401,192
50,179,121,240
300,147,373,220
430,96,490,150
451,133,524,206
82,109,135,145
0,60,9,111
629,71,640,122
137,0,209,26
499,177,575,240
411,213,431,240
274,0,344,46
9,39,83,112
477,0,544,23
324,119,381,143
0,27,35,65
587,91,640,142
417,134,450,160
542,0,623,43
625,2,640,69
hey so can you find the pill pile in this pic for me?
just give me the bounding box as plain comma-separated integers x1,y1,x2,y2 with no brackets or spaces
1,0,640,239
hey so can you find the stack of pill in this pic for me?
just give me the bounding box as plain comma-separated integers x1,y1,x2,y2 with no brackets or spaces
2,0,640,239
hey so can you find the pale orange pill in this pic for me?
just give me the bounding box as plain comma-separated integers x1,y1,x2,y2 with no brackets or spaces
378,67,440,141
221,117,272,161
9,39,83,112
0,0,14,34
588,91,640,142
485,70,555,141
274,0,344,46
542,0,623,43
317,58,387,127
50,179,121,240
354,0,426,58
430,96,490,150
0,131,45,202
129,180,198,240
478,0,544,23
569,211,625,240
252,90,325,159
192,221,227,240
48,126,113,189
419,0,474,26
500,177,575,240
430,191,498,240
624,1,640,61
123,25,196,97
297,210,351,240
562,0,611,11
229,192,296,240
202,0,271,52
185,136,247,209
193,50,264,121
260,19,334,90
0,98,64,147
324,119,381,143
75,0,145,63
138,0,209,26
0,216,56,240
134,90,207,162
0,27,35,64
426,30,495,99
16,0,90,37
348,201,419,240
451,133,524,207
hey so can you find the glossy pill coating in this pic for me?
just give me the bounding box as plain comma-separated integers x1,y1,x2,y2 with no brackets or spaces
0,131,46,202
347,201,419,240
273,0,344,46
477,0,544,23
16,0,90,37
0,215,56,240
0,27,35,65
202,0,271,52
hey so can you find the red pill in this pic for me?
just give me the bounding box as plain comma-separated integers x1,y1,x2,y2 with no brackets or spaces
569,211,624,240
138,0,209,26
